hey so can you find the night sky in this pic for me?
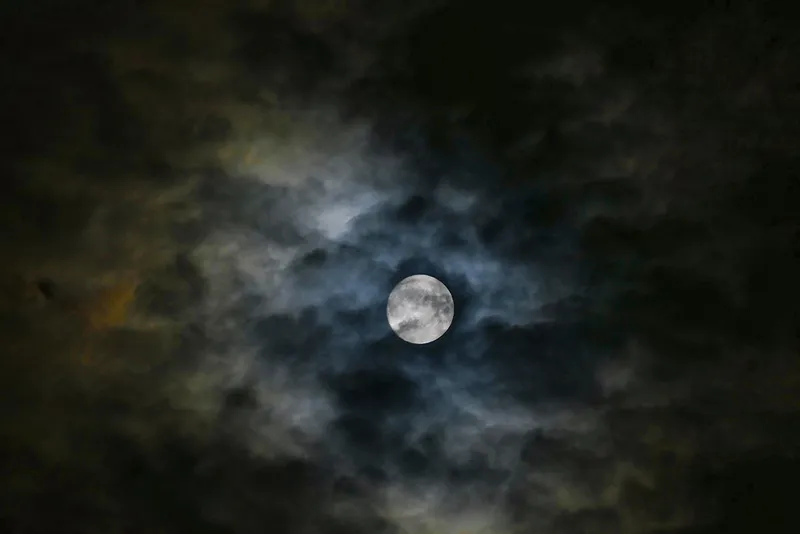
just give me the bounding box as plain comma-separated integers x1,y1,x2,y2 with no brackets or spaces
1,1,799,534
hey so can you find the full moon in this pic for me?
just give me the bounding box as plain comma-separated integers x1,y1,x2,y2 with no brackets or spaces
387,274,454,344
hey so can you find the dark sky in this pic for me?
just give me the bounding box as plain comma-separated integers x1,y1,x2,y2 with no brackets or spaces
1,1,799,534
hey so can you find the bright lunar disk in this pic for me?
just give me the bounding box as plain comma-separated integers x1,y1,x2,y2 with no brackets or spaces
387,274,454,344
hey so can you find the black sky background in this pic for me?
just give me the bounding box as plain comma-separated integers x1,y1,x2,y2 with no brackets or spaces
1,1,799,534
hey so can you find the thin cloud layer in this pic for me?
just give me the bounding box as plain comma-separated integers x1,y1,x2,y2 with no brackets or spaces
1,2,798,534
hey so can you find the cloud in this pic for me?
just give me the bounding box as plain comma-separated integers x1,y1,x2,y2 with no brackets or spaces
1,2,798,534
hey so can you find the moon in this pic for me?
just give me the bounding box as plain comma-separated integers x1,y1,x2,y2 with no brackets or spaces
387,274,454,344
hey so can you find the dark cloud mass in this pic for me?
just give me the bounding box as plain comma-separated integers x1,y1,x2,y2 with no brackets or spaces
1,1,799,534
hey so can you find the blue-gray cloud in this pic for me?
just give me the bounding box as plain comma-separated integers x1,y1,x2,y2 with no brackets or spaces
1,2,798,534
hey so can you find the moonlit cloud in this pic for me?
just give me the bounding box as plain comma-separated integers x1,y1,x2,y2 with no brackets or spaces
1,2,798,534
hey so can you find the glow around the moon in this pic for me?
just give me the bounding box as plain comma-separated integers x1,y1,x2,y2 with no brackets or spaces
387,274,454,344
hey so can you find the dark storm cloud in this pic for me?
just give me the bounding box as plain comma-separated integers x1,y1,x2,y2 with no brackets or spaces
1,2,798,534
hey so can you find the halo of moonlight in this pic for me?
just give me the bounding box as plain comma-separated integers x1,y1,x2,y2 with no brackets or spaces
387,274,455,344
